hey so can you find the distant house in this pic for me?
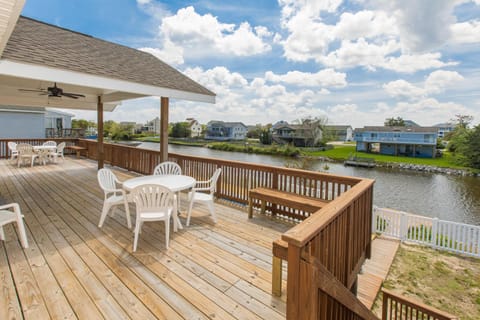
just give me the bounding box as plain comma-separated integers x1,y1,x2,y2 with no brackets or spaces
186,118,202,138
205,121,248,140
354,126,439,158
272,122,323,147
324,125,353,141
0,106,76,138
434,123,455,139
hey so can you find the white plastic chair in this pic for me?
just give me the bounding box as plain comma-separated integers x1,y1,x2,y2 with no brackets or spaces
7,142,18,161
186,168,222,226
153,161,182,175
51,142,65,162
16,143,38,167
97,168,131,229
0,203,28,248
130,184,175,252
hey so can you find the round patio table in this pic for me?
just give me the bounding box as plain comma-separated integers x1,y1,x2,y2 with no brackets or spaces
123,174,196,231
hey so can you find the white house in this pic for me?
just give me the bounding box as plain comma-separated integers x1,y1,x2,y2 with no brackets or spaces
0,106,74,138
434,123,455,139
186,118,202,137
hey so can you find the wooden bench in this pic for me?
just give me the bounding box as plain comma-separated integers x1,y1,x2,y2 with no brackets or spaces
65,145,88,158
248,187,328,219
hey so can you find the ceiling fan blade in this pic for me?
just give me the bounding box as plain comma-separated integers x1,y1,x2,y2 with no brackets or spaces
61,93,80,99
19,88,46,93
63,92,85,98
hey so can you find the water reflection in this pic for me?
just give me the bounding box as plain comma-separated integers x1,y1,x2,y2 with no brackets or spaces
138,142,480,225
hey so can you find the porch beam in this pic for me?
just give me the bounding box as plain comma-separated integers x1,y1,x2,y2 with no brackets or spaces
97,96,104,169
160,97,169,162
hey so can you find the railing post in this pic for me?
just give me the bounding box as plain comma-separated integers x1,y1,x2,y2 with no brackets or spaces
372,205,378,233
431,217,439,248
400,212,408,241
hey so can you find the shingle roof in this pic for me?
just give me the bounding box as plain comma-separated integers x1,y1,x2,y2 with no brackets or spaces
2,16,215,98
355,126,438,133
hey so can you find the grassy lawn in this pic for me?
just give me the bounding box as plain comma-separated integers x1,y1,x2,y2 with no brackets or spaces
305,145,468,169
372,244,480,319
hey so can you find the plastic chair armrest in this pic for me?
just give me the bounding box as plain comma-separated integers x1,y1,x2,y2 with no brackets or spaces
0,203,21,214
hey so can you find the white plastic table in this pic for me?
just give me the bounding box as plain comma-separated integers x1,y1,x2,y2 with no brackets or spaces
123,175,196,231
33,145,57,164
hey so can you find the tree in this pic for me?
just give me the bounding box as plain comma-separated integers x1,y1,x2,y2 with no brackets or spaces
259,128,272,145
461,124,480,169
72,119,95,129
170,122,191,138
451,114,473,129
384,117,405,126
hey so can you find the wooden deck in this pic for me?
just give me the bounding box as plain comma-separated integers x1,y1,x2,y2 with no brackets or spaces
0,158,291,320
357,237,400,309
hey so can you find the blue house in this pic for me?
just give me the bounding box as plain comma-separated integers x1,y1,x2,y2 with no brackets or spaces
205,121,248,141
354,126,439,158
0,106,75,138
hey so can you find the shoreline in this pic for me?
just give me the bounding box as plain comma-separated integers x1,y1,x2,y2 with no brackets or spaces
314,155,478,177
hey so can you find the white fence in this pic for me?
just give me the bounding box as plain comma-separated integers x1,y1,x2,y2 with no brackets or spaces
373,207,480,258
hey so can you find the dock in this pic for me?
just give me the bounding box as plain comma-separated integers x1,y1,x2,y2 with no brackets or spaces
344,155,376,168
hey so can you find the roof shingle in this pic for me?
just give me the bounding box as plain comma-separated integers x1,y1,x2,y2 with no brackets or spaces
2,16,215,98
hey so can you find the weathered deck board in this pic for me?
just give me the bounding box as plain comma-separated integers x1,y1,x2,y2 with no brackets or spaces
0,158,288,319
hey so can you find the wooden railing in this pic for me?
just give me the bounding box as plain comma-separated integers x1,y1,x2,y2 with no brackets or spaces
0,138,80,159
282,178,376,319
382,289,458,320
78,139,361,221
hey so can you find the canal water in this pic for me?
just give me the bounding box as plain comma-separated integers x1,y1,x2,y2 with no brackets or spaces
138,142,480,225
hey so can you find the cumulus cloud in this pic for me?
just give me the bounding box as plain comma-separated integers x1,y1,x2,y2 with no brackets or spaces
383,70,464,100
319,38,399,70
265,69,347,88
334,10,398,40
382,53,458,73
390,0,456,52
139,40,184,66
383,80,425,100
424,70,464,94
450,20,480,44
277,0,465,73
158,6,271,61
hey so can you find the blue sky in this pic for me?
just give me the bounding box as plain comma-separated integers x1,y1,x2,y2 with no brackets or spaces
21,0,480,128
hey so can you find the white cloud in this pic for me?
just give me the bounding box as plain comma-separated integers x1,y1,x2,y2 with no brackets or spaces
450,20,480,44
334,10,398,40
265,69,347,88
319,38,399,70
383,80,425,100
390,0,456,52
139,40,184,66
157,6,271,62
424,70,464,94
383,70,464,100
382,53,458,73
281,12,334,61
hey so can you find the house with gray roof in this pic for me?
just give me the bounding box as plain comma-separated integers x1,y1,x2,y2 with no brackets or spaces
205,121,248,141
354,126,439,158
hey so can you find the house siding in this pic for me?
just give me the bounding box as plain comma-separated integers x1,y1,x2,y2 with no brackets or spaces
354,126,438,158
0,111,44,138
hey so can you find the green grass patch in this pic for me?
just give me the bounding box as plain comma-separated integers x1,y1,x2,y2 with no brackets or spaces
304,145,469,169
